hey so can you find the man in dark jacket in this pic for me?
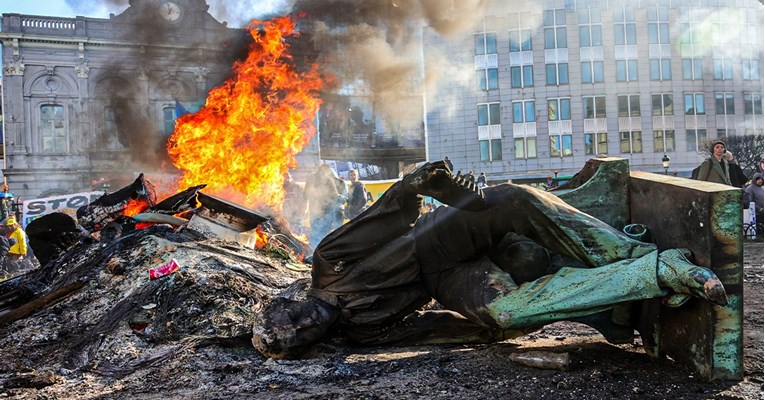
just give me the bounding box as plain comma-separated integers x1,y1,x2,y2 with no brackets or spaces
746,173,764,235
724,151,748,188
345,169,368,220
253,162,728,359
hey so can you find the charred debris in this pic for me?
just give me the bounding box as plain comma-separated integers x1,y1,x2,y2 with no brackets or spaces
0,174,310,379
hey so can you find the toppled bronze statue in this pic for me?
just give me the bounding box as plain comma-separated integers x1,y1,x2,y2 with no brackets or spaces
253,161,727,359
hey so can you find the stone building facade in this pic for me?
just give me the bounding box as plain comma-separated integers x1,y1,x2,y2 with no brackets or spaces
423,0,764,182
0,0,255,199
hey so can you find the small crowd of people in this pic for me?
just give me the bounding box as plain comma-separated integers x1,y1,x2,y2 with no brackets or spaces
696,140,763,235
445,157,488,189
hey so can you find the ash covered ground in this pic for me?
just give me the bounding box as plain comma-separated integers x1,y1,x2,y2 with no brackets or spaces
0,224,761,400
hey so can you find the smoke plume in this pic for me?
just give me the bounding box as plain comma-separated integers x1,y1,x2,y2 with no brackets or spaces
291,0,490,129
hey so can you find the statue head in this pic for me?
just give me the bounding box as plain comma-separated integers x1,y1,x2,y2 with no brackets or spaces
252,296,339,359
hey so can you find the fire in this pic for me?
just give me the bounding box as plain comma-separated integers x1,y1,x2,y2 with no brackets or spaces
167,16,325,211
255,225,269,249
123,198,151,217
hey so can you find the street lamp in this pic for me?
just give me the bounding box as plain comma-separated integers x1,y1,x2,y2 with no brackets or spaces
661,154,670,175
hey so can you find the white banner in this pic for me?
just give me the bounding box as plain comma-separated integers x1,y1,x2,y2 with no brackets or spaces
22,191,105,228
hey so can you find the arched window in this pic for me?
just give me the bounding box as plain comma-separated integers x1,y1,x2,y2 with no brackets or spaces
40,104,67,153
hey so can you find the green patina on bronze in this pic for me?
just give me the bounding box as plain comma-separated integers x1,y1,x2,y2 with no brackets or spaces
543,159,742,380
552,157,631,229
630,172,743,381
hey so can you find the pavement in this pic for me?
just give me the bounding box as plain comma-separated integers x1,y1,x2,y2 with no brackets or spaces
744,240,764,269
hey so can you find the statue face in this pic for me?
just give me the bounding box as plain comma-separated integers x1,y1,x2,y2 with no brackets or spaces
252,297,338,359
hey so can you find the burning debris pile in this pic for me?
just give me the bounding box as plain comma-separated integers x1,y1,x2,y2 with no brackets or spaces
0,177,311,393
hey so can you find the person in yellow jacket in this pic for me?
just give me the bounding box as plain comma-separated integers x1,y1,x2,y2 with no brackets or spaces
5,218,26,265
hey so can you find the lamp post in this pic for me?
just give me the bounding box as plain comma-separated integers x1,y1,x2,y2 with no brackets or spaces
661,154,670,175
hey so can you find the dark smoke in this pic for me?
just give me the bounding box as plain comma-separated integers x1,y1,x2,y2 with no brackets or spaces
93,2,251,173
290,0,489,129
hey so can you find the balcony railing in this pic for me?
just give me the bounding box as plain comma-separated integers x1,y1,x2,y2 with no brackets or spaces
21,16,75,30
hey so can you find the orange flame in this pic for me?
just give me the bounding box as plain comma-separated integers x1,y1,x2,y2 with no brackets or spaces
123,198,151,217
167,16,324,211
255,225,268,249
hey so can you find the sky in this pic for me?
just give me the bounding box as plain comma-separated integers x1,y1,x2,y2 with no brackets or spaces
0,0,290,28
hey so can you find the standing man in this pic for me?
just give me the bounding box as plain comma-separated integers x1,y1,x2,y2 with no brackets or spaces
697,140,731,185
746,173,764,235
346,169,368,220
476,172,487,188
4,218,27,275
466,170,476,184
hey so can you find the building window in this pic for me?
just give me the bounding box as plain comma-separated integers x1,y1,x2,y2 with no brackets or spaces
477,68,499,91
515,137,537,159
578,7,602,47
684,92,706,152
548,98,572,157
614,6,637,45
547,98,571,121
743,59,761,81
583,96,606,155
651,94,673,117
583,96,606,119
509,24,532,52
647,5,670,45
478,103,501,161
682,58,703,80
546,63,569,85
650,59,671,81
744,93,763,115
654,130,675,153
475,32,497,55
619,94,641,118
544,9,568,87
616,60,638,82
478,103,500,126
513,100,536,159
684,93,705,116
163,106,177,137
715,92,735,116
713,58,733,80
679,6,701,46
513,100,535,123
40,104,67,153
585,132,608,155
551,134,573,157
510,65,533,88
544,9,567,50
686,129,707,152
652,93,675,152
582,61,604,83
480,139,503,161
620,131,642,154
618,94,641,154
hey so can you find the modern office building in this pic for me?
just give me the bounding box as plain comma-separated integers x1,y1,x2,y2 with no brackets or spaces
422,0,763,182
